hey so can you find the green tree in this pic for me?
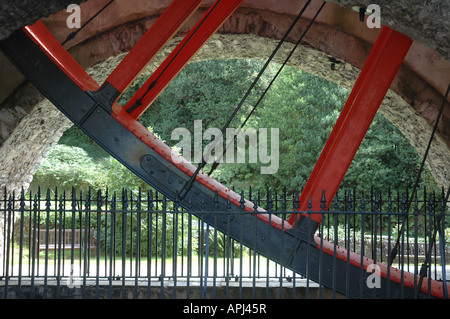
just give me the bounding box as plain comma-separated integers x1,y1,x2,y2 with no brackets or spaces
210,64,435,193
212,65,349,191
31,144,109,191
32,59,438,195
120,59,267,145
340,114,430,191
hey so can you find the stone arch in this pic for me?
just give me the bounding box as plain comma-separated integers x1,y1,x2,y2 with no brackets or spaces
0,0,449,193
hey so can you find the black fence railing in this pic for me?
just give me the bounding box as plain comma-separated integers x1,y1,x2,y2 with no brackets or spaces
0,187,449,299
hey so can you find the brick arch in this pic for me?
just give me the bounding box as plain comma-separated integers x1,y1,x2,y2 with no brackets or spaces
0,0,449,193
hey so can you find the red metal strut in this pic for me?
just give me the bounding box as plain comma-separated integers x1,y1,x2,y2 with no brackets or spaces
124,0,245,119
24,20,100,92
290,26,413,225
106,0,203,95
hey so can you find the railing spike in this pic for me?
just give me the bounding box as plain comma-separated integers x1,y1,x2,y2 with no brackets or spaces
111,191,117,210
20,187,25,210
239,190,245,210
401,192,407,212
123,189,129,211
267,188,273,212
282,188,287,211
253,195,258,213
7,193,12,210
374,191,380,212
387,193,392,213
59,193,64,212
148,189,154,211
214,190,219,210
334,191,339,211
347,189,353,211
414,194,419,213
97,188,103,210
174,191,180,211
162,194,166,211
320,190,326,212
307,195,312,213
360,191,367,212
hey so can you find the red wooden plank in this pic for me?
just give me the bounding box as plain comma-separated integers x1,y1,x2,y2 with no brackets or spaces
106,0,203,94
289,26,412,225
24,20,100,92
123,0,244,119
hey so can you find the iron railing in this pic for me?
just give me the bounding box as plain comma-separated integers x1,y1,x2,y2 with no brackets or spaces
0,187,448,299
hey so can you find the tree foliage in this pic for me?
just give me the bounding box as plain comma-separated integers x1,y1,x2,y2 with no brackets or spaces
31,59,438,195
120,59,267,143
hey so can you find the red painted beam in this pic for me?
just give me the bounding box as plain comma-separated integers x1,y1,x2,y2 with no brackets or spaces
123,0,245,119
106,0,203,94
24,20,100,92
289,26,412,225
